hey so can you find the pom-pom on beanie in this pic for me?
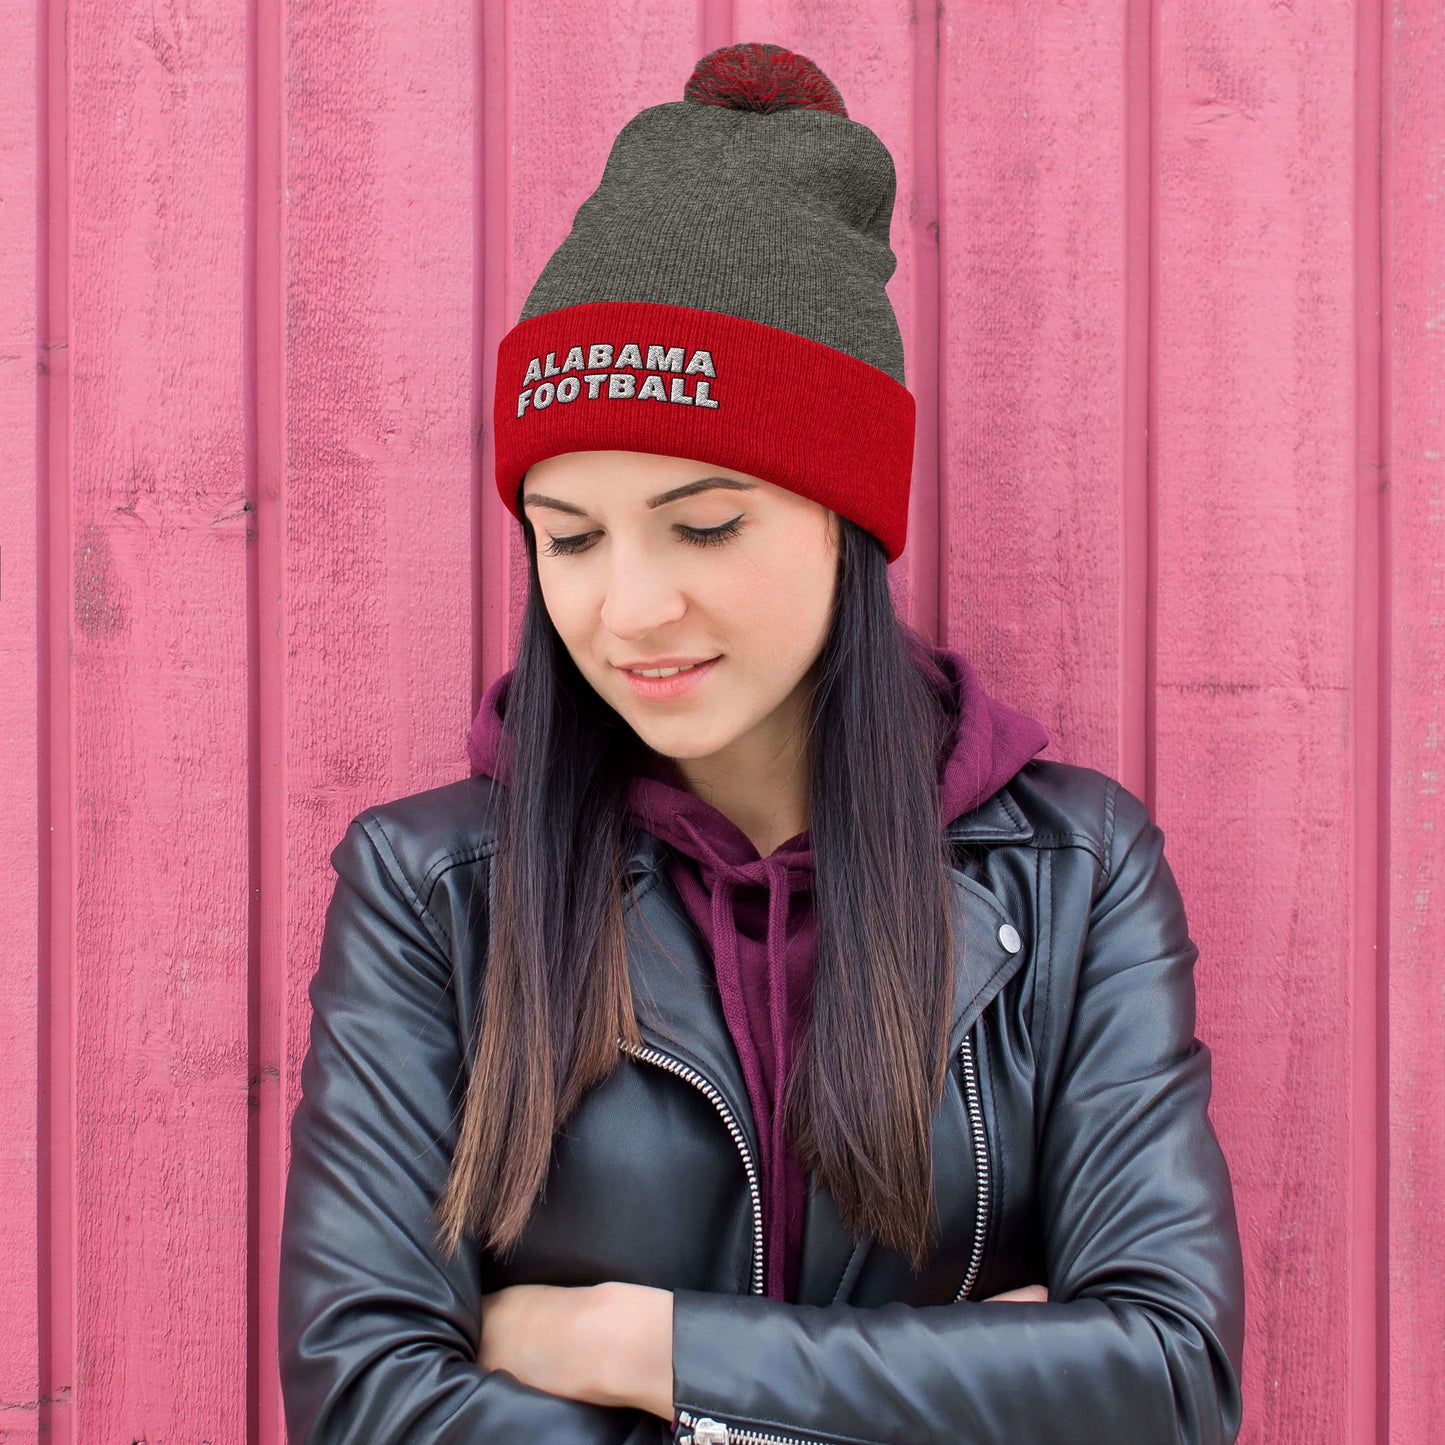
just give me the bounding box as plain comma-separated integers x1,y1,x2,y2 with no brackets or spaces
492,41,916,562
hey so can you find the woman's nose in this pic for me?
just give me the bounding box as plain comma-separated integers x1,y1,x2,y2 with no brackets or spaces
597,553,687,638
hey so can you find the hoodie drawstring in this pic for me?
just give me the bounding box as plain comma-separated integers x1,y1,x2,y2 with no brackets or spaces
675,820,800,1069
764,857,792,1286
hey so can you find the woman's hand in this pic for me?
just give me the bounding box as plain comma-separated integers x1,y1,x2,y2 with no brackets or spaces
478,1281,675,1421
981,1282,1050,1302
478,1283,604,1405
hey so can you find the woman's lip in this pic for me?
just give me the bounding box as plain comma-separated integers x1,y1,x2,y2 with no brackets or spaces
619,655,721,700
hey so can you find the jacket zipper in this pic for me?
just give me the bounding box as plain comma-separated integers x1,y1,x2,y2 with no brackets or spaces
651,1026,992,1445
618,1038,766,1295
676,1406,845,1444
952,1025,990,1303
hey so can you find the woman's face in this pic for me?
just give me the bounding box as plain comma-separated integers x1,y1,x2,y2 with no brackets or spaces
522,449,839,766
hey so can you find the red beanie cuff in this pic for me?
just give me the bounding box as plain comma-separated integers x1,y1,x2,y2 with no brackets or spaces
493,300,915,562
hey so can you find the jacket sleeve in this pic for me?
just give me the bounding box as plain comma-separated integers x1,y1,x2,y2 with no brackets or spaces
278,813,659,1444
668,780,1246,1445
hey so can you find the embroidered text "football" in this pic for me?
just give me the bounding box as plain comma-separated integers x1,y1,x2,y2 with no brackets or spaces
516,343,719,419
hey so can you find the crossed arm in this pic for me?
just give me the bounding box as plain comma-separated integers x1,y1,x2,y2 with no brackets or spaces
475,1276,1050,1421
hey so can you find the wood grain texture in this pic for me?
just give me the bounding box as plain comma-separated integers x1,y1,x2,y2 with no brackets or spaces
271,14,474,1438
3,3,1437,1442
1152,4,1359,1441
1385,2,1445,1440
65,0,252,1436
0,0,40,1436
279,0,476,1162
937,1,1133,782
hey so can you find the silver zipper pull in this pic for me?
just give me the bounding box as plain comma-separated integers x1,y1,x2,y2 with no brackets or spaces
676,1411,732,1445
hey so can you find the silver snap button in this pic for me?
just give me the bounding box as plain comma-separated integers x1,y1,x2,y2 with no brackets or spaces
998,923,1022,954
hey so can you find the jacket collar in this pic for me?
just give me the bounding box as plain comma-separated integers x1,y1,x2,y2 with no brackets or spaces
620,782,1034,1162
944,785,1034,845
621,783,1035,879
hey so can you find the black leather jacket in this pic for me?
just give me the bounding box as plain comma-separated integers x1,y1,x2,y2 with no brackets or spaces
278,760,1246,1444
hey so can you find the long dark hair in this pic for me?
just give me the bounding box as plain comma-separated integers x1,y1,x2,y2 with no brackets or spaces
435,495,959,1272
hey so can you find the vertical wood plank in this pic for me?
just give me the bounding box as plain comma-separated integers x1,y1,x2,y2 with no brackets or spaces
0,0,41,1435
66,0,251,1435
1385,2,1445,1440
1353,2,1387,1437
279,0,477,1332
937,1,1133,779
1152,4,1360,1441
37,1,73,1433
476,0,508,710
248,0,285,1434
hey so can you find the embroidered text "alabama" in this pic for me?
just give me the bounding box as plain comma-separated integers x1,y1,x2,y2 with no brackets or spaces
516,343,719,419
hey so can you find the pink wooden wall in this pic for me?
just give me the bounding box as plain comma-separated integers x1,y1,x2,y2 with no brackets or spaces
1,2,1439,1442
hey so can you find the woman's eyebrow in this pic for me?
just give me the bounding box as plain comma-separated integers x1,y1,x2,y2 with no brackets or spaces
521,477,758,516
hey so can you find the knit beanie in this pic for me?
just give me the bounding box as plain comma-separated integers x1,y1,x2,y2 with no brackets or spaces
492,41,916,562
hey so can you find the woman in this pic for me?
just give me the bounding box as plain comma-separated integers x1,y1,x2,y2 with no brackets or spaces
278,41,1245,1445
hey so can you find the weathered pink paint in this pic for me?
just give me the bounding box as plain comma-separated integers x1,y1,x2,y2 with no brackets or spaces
1,0,41,1438
1384,3,1444,1440
1154,7,1361,1441
0,3,1438,1443
66,2,254,1441
273,0,477,1437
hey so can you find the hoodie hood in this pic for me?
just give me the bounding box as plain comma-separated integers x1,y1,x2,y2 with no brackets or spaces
464,633,1049,834
464,635,1047,1300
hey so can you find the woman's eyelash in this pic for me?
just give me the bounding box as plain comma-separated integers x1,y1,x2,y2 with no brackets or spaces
541,515,744,558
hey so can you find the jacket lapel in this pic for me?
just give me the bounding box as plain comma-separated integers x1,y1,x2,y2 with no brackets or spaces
620,833,762,1171
940,787,1034,1050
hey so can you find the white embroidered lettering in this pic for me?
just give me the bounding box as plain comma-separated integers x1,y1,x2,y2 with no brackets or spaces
647,344,685,373
517,342,721,417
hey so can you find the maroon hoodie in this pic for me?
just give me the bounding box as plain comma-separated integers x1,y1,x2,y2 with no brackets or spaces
465,636,1048,1300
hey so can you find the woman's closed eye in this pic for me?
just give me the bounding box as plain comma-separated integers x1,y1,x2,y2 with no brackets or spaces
542,515,745,558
